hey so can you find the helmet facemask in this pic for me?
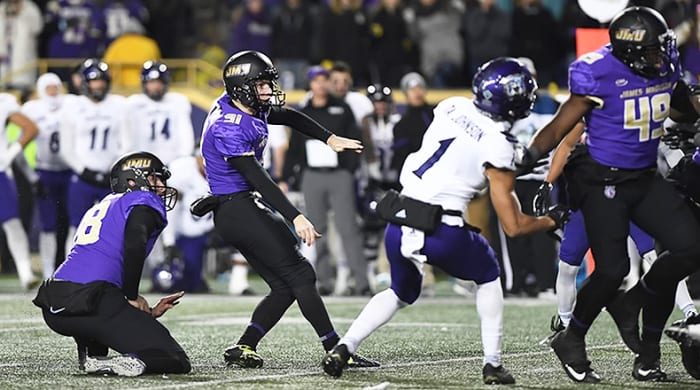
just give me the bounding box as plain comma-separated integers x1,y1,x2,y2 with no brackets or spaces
111,154,179,211
619,30,677,79
234,74,286,114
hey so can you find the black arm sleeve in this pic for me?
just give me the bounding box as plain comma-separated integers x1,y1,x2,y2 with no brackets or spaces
228,155,301,222
122,206,165,300
268,107,334,142
671,80,700,123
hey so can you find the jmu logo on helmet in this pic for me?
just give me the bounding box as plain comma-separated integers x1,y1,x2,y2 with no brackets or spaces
615,28,647,42
121,158,153,170
225,63,252,77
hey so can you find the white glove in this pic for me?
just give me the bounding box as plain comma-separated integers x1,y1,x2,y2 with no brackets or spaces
0,143,22,171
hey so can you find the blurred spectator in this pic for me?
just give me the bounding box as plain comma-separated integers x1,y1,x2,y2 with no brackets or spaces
144,0,194,58
328,61,374,126
0,0,43,89
229,0,273,55
404,0,464,88
103,20,161,87
390,72,432,175
282,66,369,296
44,0,105,60
462,0,510,81
367,0,415,87
271,0,314,89
317,0,371,86
102,0,149,46
510,0,563,87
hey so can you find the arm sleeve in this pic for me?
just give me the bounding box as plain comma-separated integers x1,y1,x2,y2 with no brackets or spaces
268,107,333,142
122,205,165,300
228,155,301,222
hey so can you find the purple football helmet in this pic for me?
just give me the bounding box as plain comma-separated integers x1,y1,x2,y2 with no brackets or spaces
472,57,537,123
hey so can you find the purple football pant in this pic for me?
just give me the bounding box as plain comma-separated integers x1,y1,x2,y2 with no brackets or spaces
384,222,500,304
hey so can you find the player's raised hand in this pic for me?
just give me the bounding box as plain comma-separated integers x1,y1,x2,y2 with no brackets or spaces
327,135,363,153
151,291,185,318
293,214,322,246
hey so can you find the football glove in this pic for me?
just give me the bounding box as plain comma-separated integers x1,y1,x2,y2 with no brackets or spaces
80,168,110,188
533,181,553,217
545,204,570,230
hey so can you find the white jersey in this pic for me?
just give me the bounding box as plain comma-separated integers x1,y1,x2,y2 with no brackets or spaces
21,95,76,171
126,92,195,165
367,113,401,178
59,94,130,174
510,112,553,182
400,97,515,213
167,156,214,237
0,93,20,156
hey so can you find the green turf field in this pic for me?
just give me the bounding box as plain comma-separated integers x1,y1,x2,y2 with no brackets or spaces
0,275,698,389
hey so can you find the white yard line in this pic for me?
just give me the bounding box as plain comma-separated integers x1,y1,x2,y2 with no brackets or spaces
119,343,626,390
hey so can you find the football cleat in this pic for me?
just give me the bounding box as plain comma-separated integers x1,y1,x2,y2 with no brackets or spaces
322,344,350,378
665,314,700,379
632,356,668,382
224,344,264,368
482,363,516,385
83,354,146,377
550,330,601,383
606,293,642,354
347,353,380,368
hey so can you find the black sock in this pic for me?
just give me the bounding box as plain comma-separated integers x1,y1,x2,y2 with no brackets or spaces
640,279,675,350
291,284,338,350
237,290,296,349
321,330,340,352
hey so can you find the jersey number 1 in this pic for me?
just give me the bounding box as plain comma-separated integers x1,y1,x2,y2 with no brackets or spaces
412,138,456,178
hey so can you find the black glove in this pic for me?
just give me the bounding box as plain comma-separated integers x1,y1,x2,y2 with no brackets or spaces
515,146,547,177
532,181,553,217
80,168,110,188
661,132,695,150
545,204,570,230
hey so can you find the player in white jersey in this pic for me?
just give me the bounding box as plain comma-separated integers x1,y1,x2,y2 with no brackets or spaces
154,154,214,293
21,73,76,277
0,92,40,289
59,58,130,249
322,58,570,385
126,61,195,165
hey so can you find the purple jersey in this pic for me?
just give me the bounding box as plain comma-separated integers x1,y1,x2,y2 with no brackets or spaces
570,45,680,169
45,0,105,58
201,94,269,195
54,191,167,287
